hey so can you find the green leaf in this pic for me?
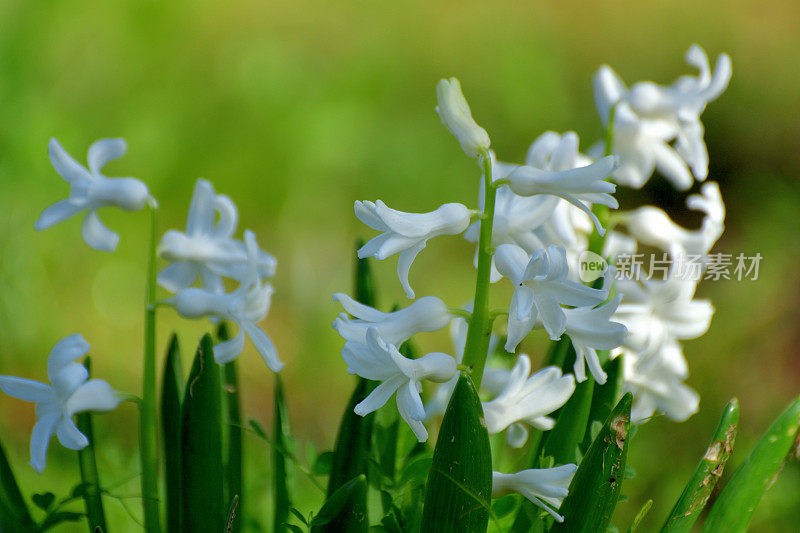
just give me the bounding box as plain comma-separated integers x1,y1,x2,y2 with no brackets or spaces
313,451,334,477
220,322,243,533
311,475,368,527
354,238,378,309
39,510,84,530
76,357,108,533
0,433,35,532
181,334,225,532
161,334,183,533
421,374,492,533
551,393,632,533
274,374,292,533
583,355,624,451
32,491,56,511
702,395,800,532
628,499,652,532
660,398,739,532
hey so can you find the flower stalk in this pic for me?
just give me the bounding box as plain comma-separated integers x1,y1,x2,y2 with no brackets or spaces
461,151,497,389
140,202,161,533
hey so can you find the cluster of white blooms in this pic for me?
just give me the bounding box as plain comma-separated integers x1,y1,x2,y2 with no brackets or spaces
159,179,281,371
333,43,729,520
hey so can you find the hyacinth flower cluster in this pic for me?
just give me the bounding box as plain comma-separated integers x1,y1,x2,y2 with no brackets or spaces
331,45,732,524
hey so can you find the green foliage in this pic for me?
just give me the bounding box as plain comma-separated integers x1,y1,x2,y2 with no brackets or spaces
75,357,107,533
219,323,243,533
274,374,292,533
161,333,183,533
661,398,739,532
702,395,800,532
551,393,632,533
181,334,225,532
582,355,624,452
0,432,36,532
421,374,492,533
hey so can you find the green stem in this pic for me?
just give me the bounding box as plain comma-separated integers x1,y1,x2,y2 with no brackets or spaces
461,152,498,389
604,104,617,157
140,204,161,533
76,358,107,533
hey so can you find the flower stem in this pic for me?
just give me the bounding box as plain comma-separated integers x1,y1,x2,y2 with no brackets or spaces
140,204,161,533
461,152,497,389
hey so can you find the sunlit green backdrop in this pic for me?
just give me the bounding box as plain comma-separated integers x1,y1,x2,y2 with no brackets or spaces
1,0,799,531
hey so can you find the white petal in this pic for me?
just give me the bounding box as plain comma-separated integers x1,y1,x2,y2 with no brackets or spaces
56,418,89,450
240,320,283,372
214,330,246,364
47,334,90,381
87,139,127,175
35,200,85,230
186,179,217,235
48,138,90,183
82,211,119,252
397,241,426,299
29,413,60,473
157,262,199,293
652,141,693,190
354,375,405,416
212,194,238,239
397,380,426,422
0,377,52,403
506,423,529,448
65,379,120,415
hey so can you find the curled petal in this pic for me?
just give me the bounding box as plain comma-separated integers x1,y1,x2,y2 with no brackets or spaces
29,413,60,473
35,200,84,230
55,418,89,450
82,211,119,252
65,379,121,415
87,139,127,175
214,330,246,364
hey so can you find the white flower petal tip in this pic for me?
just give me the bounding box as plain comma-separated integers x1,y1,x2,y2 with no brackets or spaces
492,465,577,522
342,327,456,440
355,201,470,298
436,78,491,158
564,295,627,384
167,230,281,371
332,294,451,346
0,335,120,473
596,46,731,190
157,179,276,293
482,355,575,442
38,138,150,250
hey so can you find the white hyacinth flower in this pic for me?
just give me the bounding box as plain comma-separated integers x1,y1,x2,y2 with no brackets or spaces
0,334,121,473
342,328,456,441
593,45,731,190
502,132,617,235
620,342,700,423
623,181,725,260
436,78,491,158
482,354,575,446
495,244,610,352
158,179,276,293
332,293,451,347
167,230,282,371
355,200,471,298
562,295,627,384
492,464,578,522
36,138,151,251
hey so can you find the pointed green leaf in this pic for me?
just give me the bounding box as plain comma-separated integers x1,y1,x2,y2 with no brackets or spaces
219,323,243,533
629,499,652,532
274,374,292,533
310,475,368,527
421,374,492,533
76,357,107,533
661,398,739,532
583,355,623,451
551,393,632,533
161,334,183,533
0,432,35,532
181,334,224,532
702,395,800,532
354,238,377,309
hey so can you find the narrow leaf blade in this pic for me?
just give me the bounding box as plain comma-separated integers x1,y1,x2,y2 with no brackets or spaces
0,430,36,532
273,374,292,533
661,398,739,533
219,323,243,533
161,333,183,533
421,374,492,533
702,395,800,532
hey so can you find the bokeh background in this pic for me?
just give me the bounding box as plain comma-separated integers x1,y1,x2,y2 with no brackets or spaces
1,0,799,531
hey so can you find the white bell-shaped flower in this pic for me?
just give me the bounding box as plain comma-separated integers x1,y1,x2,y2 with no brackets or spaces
332,293,451,346
503,132,618,235
622,181,724,260
158,179,276,293
492,464,578,523
355,200,471,298
342,328,456,441
482,354,575,443
167,230,282,371
0,334,121,473
495,244,610,352
436,78,491,158
36,138,151,251
562,295,627,384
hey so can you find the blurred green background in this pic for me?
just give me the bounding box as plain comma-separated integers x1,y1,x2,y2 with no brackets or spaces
1,0,799,530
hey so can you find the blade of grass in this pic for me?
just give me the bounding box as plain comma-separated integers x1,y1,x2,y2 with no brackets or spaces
550,393,632,533
421,373,492,533
181,334,224,532
219,323,243,533
660,398,738,532
0,429,35,532
273,374,292,532
702,395,800,532
161,334,183,533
